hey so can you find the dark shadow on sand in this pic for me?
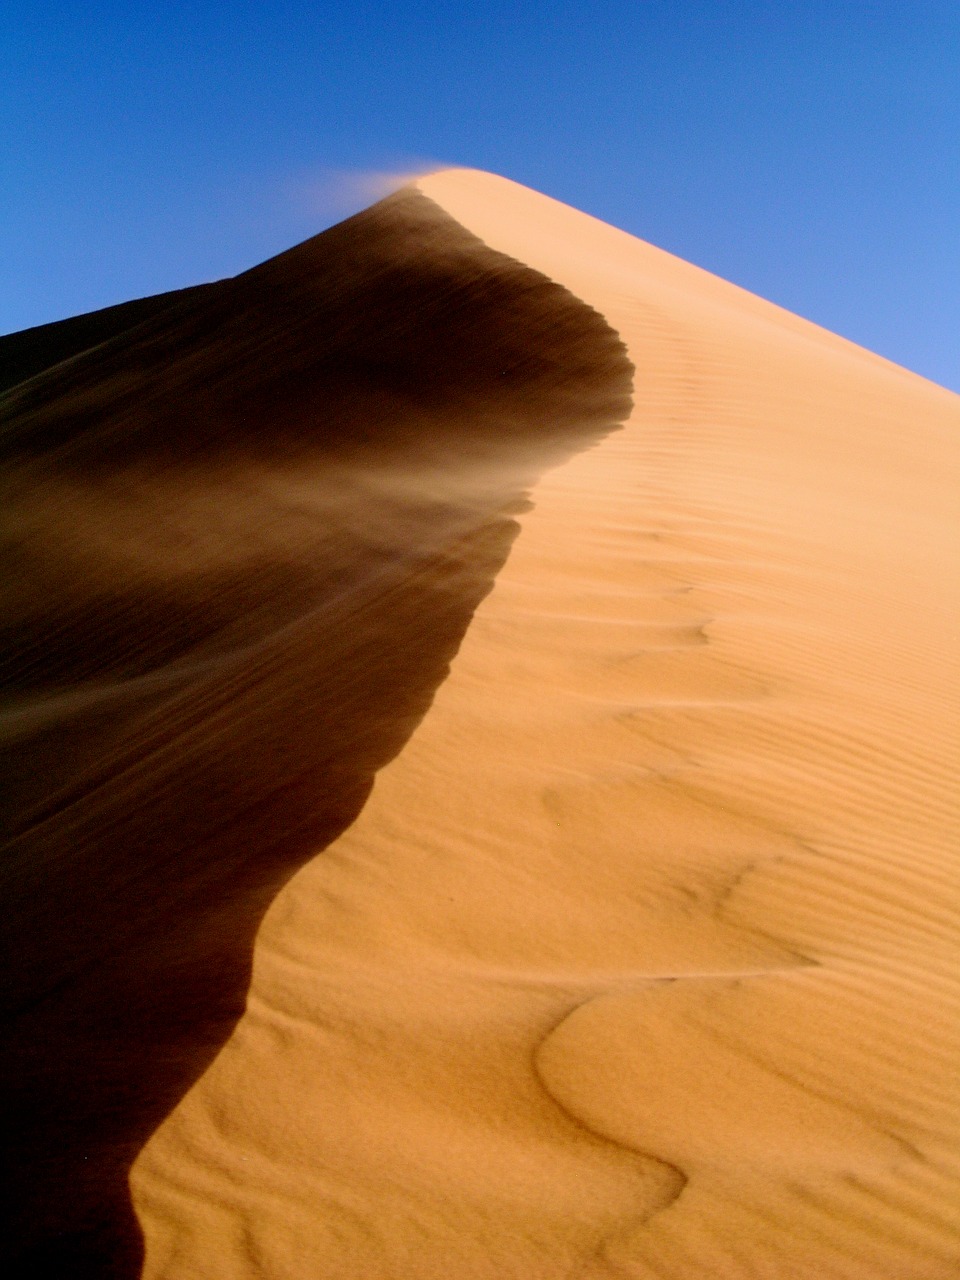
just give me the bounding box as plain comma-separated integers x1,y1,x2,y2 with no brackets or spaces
0,189,633,1277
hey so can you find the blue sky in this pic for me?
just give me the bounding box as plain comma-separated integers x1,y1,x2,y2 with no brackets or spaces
3,2,958,390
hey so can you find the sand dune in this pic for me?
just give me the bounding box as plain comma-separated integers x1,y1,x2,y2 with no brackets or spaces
2,171,959,1277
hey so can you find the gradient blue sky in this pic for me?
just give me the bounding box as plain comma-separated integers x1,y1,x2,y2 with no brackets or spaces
4,2,958,390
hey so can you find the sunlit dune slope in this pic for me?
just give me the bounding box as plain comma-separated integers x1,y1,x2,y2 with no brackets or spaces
4,169,960,1279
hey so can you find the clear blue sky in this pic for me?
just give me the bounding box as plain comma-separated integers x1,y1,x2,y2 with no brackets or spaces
3,2,958,390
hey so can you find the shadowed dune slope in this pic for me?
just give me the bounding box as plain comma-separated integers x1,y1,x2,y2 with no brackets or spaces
0,187,632,1276
130,172,960,1280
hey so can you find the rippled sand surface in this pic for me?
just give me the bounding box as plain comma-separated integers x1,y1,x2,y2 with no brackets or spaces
3,171,958,1278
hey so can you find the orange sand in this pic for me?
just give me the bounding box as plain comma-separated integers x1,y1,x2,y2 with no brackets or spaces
4,171,959,1278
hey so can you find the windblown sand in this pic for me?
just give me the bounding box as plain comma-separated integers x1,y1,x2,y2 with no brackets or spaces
2,171,958,1278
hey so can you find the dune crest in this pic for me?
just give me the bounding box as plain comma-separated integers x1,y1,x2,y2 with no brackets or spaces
133,172,959,1279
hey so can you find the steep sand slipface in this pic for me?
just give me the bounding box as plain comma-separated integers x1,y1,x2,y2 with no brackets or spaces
130,172,960,1277
1,188,630,1273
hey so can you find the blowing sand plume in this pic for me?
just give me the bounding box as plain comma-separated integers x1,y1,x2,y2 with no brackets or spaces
1,170,958,1279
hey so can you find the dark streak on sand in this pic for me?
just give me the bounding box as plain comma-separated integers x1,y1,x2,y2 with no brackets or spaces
0,189,633,1276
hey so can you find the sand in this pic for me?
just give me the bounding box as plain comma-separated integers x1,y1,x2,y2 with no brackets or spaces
2,170,958,1278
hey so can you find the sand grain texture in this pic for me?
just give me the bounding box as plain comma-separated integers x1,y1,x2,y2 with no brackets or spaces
3,172,959,1278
